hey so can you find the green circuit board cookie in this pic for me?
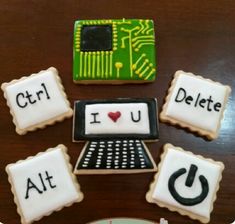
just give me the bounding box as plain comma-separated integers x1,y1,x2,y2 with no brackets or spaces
73,19,156,84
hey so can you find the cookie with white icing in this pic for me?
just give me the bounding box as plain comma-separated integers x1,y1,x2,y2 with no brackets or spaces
73,98,159,142
160,70,231,139
6,144,83,224
73,98,158,174
1,67,73,135
146,144,224,223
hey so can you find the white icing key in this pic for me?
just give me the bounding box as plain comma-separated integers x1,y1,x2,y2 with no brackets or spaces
160,70,231,139
1,67,73,135
6,144,83,224
146,143,224,223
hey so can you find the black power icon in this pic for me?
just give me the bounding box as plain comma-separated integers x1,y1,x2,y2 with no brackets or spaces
168,164,209,206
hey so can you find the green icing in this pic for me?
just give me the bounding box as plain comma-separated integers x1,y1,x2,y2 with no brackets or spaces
73,19,156,82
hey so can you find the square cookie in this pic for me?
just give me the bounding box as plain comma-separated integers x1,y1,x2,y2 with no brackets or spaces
73,19,156,84
146,144,224,223
160,70,231,139
6,144,83,224
1,67,73,135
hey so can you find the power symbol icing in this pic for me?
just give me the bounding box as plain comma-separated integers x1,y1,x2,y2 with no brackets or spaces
168,164,209,206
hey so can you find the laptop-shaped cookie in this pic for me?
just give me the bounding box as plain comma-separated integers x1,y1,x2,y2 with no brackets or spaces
73,98,159,174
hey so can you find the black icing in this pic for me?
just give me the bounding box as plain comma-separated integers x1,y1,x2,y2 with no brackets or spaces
185,164,198,187
80,25,112,52
131,110,141,122
174,87,222,112
41,83,50,99
73,98,159,141
16,83,50,108
25,177,43,199
168,165,209,206
76,139,154,170
16,93,27,108
90,112,101,124
25,171,56,199
38,173,47,191
45,171,56,189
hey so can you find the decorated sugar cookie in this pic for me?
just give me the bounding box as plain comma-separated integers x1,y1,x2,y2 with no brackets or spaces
73,98,159,174
160,70,231,139
1,67,73,135
146,144,224,223
6,144,83,224
73,19,156,84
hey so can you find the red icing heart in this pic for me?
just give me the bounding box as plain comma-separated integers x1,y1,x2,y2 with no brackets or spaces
108,111,121,122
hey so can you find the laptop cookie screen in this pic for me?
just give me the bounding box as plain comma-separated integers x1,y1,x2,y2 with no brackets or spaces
73,98,158,141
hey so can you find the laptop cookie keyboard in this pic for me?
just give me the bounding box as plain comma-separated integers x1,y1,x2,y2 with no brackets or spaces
76,139,154,170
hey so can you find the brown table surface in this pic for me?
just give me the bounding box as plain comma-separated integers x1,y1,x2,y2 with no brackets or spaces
0,1,234,224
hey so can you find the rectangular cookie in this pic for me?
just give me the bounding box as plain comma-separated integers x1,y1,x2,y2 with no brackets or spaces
6,144,83,224
73,19,156,84
73,98,159,142
1,67,73,135
146,143,224,223
72,98,159,174
160,70,231,139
